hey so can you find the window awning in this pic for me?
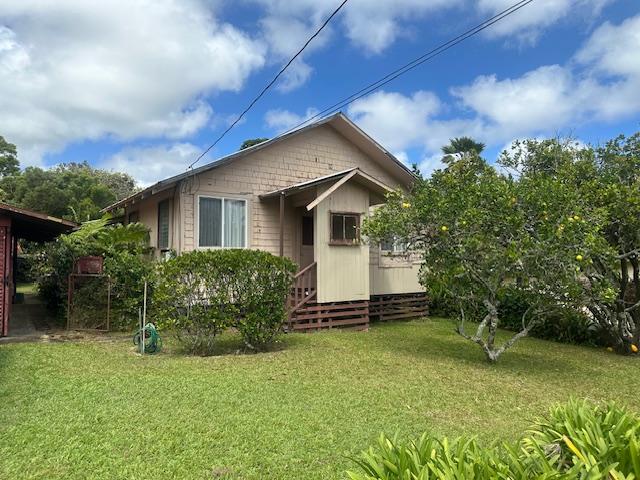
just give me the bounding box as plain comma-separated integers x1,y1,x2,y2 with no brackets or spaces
259,168,394,211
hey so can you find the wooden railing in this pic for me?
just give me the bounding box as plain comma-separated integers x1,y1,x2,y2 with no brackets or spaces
289,262,317,314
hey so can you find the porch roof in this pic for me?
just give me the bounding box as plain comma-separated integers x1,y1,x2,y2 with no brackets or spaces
259,168,394,210
0,203,77,242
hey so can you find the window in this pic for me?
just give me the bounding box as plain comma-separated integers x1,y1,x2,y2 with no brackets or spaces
127,211,139,224
198,196,247,248
381,236,406,254
157,200,170,250
330,212,360,245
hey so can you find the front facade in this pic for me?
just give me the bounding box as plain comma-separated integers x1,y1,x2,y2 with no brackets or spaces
106,113,426,329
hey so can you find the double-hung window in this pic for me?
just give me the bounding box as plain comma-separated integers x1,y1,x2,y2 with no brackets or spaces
198,196,247,248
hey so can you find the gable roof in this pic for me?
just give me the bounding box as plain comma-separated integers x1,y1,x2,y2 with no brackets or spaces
103,112,416,212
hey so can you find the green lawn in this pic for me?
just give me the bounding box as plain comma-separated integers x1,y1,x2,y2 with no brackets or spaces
0,318,637,479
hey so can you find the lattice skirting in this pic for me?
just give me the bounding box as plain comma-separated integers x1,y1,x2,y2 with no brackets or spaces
369,293,428,322
288,300,369,332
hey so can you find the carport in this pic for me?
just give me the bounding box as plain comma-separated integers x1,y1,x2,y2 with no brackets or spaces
0,203,76,336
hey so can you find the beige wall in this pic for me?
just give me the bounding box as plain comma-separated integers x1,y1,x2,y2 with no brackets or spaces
369,248,423,295
180,124,406,256
315,182,370,303
125,188,178,253
130,123,422,299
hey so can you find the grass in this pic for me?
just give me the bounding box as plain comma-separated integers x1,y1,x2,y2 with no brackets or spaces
16,282,37,295
0,318,637,479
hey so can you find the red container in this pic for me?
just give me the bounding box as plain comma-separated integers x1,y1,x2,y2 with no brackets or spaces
75,256,104,274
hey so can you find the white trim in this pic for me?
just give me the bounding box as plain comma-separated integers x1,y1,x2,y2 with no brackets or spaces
196,194,248,249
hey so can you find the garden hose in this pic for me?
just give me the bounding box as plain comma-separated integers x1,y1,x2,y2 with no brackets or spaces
133,323,162,354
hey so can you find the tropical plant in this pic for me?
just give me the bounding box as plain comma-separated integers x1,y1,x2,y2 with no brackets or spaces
365,153,608,362
441,136,486,157
500,133,640,354
348,400,640,480
35,215,152,329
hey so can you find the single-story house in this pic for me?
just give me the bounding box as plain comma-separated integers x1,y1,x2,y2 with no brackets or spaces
103,112,427,330
0,203,76,336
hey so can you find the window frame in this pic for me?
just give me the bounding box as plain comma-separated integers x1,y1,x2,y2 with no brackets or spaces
196,194,248,249
380,236,407,255
329,211,361,246
157,199,171,250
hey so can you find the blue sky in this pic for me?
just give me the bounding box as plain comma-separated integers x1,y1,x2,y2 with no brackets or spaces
1,0,639,185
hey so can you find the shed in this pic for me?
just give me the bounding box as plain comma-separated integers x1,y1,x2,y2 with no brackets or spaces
0,203,77,336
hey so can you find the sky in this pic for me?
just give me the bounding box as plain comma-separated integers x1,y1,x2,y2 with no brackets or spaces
0,0,639,186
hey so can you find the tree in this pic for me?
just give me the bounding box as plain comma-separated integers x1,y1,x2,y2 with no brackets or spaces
240,138,269,150
0,161,138,221
441,137,485,156
0,135,20,178
365,153,607,362
501,134,640,354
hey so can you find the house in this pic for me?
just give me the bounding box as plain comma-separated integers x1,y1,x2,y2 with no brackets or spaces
0,203,77,337
104,113,427,330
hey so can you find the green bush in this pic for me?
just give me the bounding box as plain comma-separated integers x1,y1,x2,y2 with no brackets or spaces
152,249,296,354
34,216,152,329
347,399,640,480
498,290,600,346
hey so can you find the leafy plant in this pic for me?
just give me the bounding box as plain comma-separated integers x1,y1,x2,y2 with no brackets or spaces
152,249,296,354
365,153,608,362
34,215,152,329
348,400,640,480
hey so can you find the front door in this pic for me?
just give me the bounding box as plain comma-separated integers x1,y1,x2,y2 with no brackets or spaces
299,213,314,269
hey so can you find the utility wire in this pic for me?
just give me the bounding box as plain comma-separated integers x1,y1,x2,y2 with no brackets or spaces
188,0,350,170
279,0,534,136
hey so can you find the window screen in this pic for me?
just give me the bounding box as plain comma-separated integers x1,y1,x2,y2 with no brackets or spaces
199,197,246,248
302,216,314,246
330,213,360,245
157,200,170,249
127,211,139,224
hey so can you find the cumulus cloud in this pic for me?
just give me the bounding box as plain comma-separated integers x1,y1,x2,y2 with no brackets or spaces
264,107,320,132
304,13,640,176
100,143,204,187
0,0,265,165
477,0,612,45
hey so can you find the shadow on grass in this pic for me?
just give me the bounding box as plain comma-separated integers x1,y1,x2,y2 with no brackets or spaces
163,329,308,357
367,318,576,376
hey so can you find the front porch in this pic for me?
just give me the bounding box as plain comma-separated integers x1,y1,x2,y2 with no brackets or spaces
260,168,427,331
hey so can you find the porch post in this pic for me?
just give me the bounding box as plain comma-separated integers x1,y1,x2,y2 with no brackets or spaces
279,192,285,257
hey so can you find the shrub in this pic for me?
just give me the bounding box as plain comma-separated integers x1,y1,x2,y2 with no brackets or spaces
34,216,152,329
499,290,600,346
152,249,296,354
348,400,640,480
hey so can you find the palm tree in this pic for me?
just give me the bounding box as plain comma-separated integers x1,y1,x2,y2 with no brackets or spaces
441,137,485,156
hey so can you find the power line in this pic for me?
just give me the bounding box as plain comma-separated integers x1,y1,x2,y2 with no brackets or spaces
188,0,350,170
279,0,534,136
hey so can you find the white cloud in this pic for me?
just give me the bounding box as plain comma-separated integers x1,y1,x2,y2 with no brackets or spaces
575,15,640,78
264,107,320,132
347,90,441,151
250,0,461,91
0,0,265,165
100,143,203,187
477,0,612,45
326,14,640,176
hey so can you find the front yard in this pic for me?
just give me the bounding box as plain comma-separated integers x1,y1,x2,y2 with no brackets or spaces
0,318,637,479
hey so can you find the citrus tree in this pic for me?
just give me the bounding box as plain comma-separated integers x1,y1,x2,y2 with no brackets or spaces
365,153,609,362
501,133,640,354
